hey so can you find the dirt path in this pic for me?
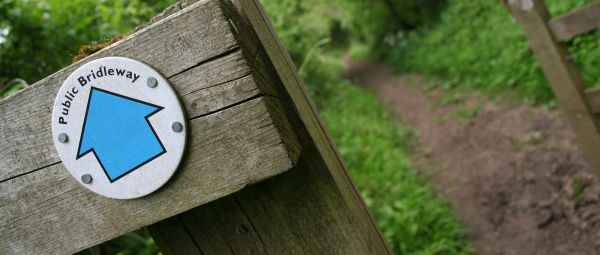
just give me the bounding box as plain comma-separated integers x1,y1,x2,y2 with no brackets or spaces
343,59,600,254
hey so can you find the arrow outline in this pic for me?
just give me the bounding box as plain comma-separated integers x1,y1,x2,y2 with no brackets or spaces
76,86,167,183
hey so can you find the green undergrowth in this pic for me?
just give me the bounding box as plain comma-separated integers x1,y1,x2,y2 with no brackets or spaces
1,0,474,254
387,0,599,105
321,81,473,254
0,0,177,96
299,50,472,254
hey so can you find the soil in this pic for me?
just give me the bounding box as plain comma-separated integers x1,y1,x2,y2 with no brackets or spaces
343,59,600,255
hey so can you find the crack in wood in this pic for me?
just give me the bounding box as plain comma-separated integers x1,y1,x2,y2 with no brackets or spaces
233,195,271,255
168,47,242,79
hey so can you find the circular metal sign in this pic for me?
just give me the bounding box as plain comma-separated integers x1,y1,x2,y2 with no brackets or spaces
51,57,187,199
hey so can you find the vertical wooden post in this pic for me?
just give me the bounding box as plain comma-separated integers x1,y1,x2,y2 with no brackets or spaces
506,0,600,179
0,0,391,253
146,0,392,254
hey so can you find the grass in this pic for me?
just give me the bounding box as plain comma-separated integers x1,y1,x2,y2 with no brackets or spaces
0,45,474,255
387,0,599,105
0,1,475,253
1,50,476,255
304,53,472,254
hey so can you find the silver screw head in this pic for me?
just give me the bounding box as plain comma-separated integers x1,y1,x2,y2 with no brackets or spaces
81,174,93,184
172,122,183,133
58,133,69,143
147,77,158,88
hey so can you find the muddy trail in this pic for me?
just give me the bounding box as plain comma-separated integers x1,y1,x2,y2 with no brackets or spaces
343,59,600,254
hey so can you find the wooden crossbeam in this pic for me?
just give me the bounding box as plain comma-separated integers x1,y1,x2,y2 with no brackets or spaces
506,0,600,180
549,0,600,41
146,0,392,253
585,87,600,113
0,1,303,253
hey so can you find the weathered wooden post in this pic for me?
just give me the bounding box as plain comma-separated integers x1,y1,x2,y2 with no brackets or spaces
506,0,600,180
0,0,391,254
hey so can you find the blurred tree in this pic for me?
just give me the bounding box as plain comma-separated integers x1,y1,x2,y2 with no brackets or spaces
260,0,444,64
0,0,442,95
0,0,471,253
333,0,444,47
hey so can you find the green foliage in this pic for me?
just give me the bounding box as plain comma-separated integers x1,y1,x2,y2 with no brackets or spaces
107,231,159,255
316,62,472,254
0,0,473,253
77,230,159,255
260,0,442,63
260,0,333,64
569,29,600,89
260,0,472,251
0,0,178,251
270,3,473,249
0,0,176,92
387,0,598,104
332,0,443,48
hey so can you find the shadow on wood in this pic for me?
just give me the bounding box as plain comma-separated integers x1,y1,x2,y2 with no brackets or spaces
0,0,391,254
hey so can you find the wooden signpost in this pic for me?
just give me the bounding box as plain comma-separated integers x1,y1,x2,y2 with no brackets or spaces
0,0,391,254
506,0,600,181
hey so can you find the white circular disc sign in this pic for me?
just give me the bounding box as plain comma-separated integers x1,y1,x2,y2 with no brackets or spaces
51,57,187,199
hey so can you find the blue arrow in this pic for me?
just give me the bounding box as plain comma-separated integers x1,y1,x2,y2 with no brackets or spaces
77,87,166,182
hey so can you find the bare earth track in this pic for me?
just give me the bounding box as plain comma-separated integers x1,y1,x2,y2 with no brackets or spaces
344,59,600,255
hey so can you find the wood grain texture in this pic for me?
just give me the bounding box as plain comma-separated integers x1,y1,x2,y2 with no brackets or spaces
225,1,390,252
133,0,201,33
148,0,392,254
0,0,300,253
151,196,268,255
549,0,600,41
1,97,296,254
507,0,600,179
0,0,237,181
585,87,600,113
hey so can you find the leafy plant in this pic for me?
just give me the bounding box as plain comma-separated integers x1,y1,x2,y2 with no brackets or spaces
1,0,474,254
267,4,473,250
0,0,176,92
386,0,599,104
319,72,472,254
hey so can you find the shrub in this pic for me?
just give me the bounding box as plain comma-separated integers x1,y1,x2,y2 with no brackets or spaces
0,0,176,90
387,0,599,104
